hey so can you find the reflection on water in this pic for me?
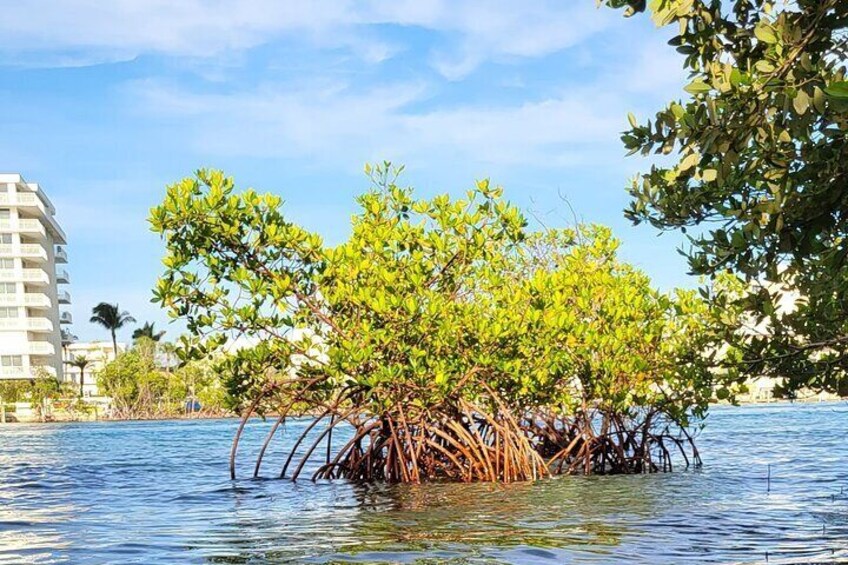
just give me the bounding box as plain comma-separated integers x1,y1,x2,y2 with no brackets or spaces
1,403,847,564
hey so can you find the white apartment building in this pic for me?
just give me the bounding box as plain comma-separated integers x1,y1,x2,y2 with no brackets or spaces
0,174,70,382
63,341,126,397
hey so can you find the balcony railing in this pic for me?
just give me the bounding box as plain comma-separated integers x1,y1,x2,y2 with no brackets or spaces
0,219,46,237
25,293,51,308
0,270,49,284
0,192,42,208
20,244,48,261
56,269,70,284
28,317,54,331
0,317,53,331
29,342,56,356
55,246,68,263
23,269,50,285
0,318,19,329
0,366,25,378
15,219,46,236
0,293,52,308
59,312,73,325
57,290,71,304
33,365,57,377
0,243,47,261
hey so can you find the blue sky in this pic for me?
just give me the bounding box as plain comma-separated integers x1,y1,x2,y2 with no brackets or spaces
1,1,691,343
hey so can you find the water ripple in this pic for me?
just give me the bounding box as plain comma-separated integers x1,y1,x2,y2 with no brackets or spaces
1,404,847,563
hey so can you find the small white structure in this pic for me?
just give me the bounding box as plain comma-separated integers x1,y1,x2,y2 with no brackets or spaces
63,341,126,397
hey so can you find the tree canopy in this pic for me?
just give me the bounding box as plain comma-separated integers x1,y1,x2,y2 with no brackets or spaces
604,0,848,393
132,322,166,342
150,166,740,481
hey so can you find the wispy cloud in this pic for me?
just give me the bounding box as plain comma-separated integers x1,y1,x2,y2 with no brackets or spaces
128,77,627,172
415,1,615,79
1,2,349,57
0,1,617,76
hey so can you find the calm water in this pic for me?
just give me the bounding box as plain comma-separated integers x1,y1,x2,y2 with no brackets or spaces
1,403,847,564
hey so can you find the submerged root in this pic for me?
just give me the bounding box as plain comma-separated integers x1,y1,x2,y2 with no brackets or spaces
234,389,700,482
310,400,547,483
238,387,548,483
533,408,702,475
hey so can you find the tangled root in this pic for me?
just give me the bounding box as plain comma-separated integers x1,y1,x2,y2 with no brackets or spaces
311,400,547,483
233,385,700,483
532,408,701,475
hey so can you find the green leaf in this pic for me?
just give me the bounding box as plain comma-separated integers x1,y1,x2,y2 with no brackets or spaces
824,81,848,99
813,86,827,113
679,152,700,172
729,68,744,87
793,91,809,115
754,60,775,73
683,79,712,95
754,24,778,44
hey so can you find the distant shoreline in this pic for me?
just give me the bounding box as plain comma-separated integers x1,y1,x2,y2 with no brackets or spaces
3,398,846,425
0,412,235,425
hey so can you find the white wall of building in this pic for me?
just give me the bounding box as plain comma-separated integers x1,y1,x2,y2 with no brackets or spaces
0,174,70,382
63,341,126,397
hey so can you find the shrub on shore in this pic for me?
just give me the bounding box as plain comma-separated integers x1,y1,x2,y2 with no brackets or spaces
0,370,74,422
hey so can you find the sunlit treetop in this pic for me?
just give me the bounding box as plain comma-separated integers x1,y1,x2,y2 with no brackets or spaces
150,164,739,424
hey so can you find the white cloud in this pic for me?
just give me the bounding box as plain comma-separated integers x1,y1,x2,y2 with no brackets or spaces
619,34,688,94
1,1,349,57
128,77,625,171
370,1,612,56
0,1,619,76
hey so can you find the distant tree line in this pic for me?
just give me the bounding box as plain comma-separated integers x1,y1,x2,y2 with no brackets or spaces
96,337,230,419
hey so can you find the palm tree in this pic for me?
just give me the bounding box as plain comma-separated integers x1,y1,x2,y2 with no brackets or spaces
90,302,135,356
132,322,166,342
69,356,91,398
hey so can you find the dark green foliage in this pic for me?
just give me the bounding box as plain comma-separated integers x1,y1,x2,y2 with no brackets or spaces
605,0,848,394
90,302,136,355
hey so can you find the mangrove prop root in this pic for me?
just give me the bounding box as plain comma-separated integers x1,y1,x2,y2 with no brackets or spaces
230,388,700,482
535,408,701,475
229,388,269,480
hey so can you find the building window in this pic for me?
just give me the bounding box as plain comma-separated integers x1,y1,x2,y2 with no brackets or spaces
0,307,19,318
0,283,15,294
0,234,10,244
0,209,9,219
0,259,13,269
0,356,22,368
